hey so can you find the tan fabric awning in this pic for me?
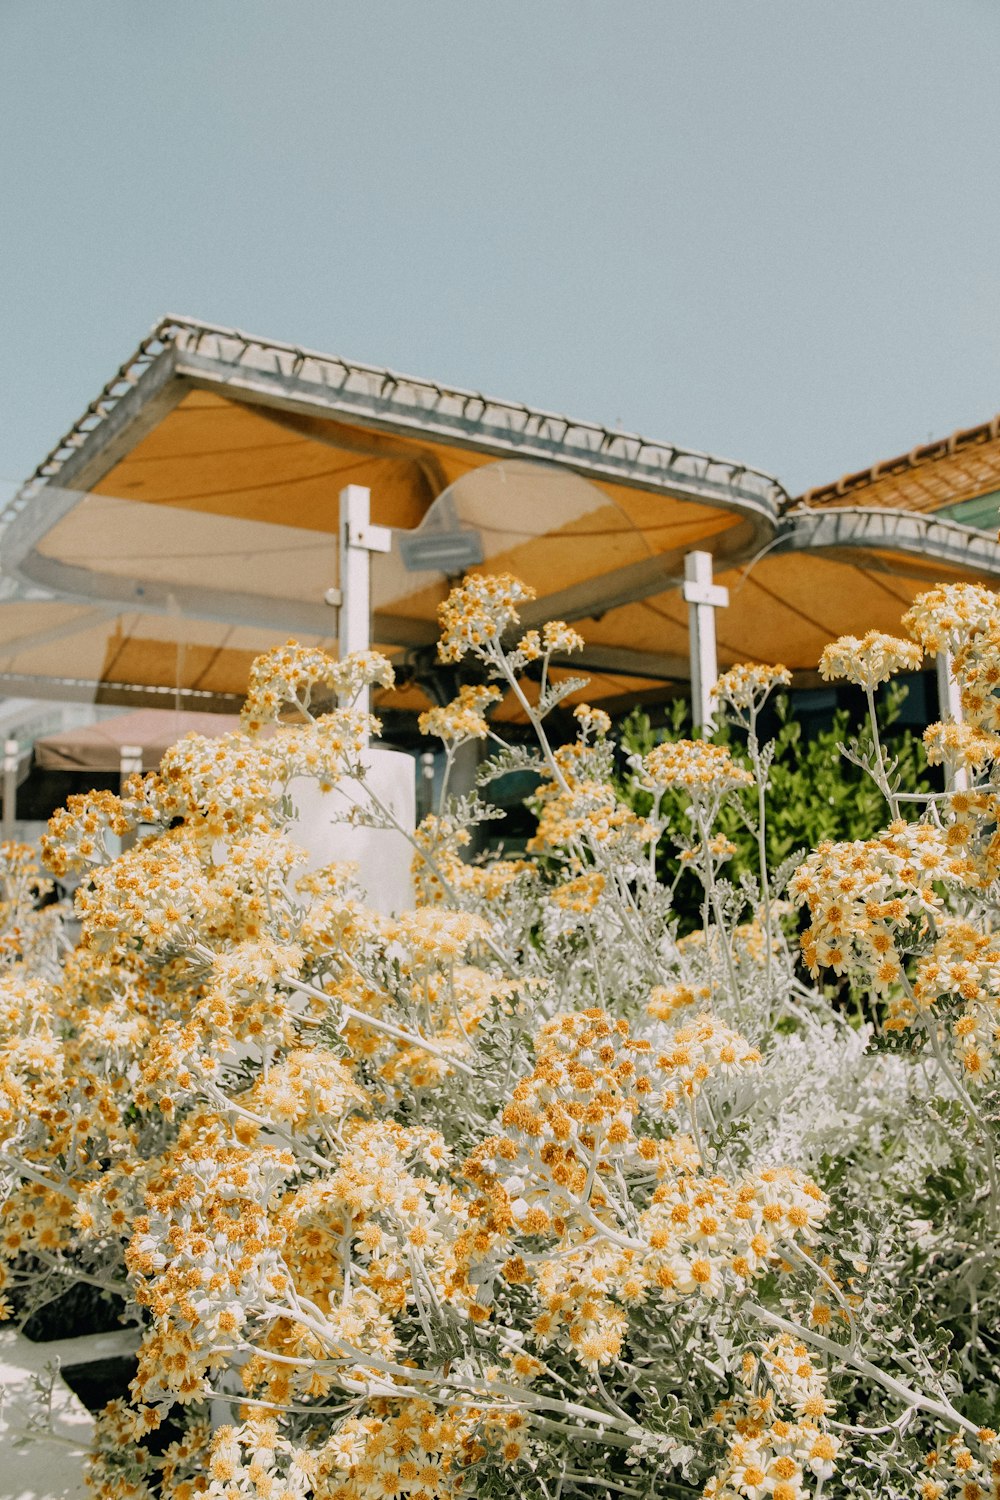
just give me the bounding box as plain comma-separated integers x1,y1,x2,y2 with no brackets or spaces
34,708,243,772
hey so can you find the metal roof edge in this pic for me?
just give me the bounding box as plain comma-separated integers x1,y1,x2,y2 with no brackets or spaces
774,504,1000,580
24,314,790,518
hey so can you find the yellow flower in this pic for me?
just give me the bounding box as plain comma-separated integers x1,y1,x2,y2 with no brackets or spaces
419,683,502,744
436,573,536,662
712,662,791,713
641,740,753,796
819,631,923,689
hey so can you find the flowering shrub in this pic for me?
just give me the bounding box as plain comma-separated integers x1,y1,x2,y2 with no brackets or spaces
1,575,1000,1499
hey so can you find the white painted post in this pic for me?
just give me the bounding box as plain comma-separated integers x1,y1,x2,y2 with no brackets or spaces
294,484,415,914
936,649,970,793
335,485,391,734
682,551,729,734
2,739,19,840
120,743,143,792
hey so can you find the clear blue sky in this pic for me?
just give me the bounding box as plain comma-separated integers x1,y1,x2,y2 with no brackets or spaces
2,0,999,496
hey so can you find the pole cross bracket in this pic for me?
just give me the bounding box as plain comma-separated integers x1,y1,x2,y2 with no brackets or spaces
347,520,392,554
682,579,729,609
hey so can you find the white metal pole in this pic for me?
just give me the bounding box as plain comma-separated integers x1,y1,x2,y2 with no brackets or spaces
2,739,19,840
936,649,969,793
418,750,436,820
120,743,143,793
682,550,729,734
335,486,391,735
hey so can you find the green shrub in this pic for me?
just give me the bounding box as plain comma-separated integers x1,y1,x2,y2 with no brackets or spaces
617,684,934,931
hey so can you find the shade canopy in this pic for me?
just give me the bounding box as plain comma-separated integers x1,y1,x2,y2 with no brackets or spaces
576,507,1000,682
34,708,244,772
3,314,1000,717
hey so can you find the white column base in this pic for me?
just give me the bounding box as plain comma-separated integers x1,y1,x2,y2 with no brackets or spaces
287,748,416,915
0,1328,138,1500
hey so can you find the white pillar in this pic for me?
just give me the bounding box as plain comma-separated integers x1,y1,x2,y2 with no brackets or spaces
936,649,969,793
1,740,18,840
682,551,729,734
287,753,417,915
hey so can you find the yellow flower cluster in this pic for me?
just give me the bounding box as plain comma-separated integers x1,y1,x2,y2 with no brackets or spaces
242,641,394,730
126,1145,296,1403
924,721,1000,774
410,811,532,906
654,1011,763,1100
0,950,138,1321
680,833,739,868
572,702,612,739
886,918,1000,1083
418,683,501,745
465,1007,822,1370
0,841,57,972
712,663,792,714
706,1335,840,1500
508,619,585,666
903,583,1000,656
920,1428,1000,1500
525,735,656,859
530,772,655,856
791,821,974,993
646,981,707,1020
42,788,132,877
154,732,293,836
539,619,586,655
954,624,1000,736
436,573,536,663
267,1116,480,1365
819,631,923,690
75,827,301,959
641,740,754,797
549,869,606,916
208,1397,529,1500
